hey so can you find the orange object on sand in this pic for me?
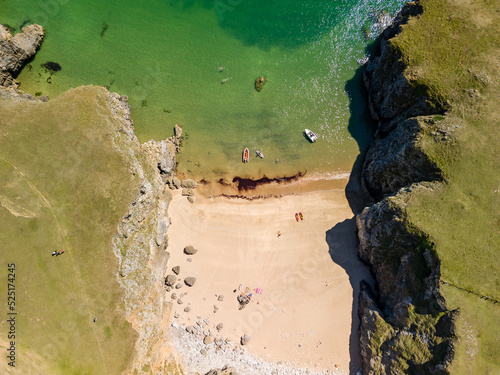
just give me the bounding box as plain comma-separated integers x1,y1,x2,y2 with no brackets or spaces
299,212,303,220
295,213,299,222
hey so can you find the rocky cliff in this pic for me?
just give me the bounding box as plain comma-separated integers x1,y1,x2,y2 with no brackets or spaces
0,22,185,373
0,24,44,86
357,2,457,374
107,91,181,374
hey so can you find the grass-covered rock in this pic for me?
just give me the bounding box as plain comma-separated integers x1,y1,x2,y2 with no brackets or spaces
359,0,500,373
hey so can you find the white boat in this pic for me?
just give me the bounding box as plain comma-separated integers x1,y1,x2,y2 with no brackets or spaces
304,129,318,143
256,150,264,158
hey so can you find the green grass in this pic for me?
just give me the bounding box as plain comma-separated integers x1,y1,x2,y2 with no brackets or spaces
0,86,137,374
390,0,500,372
391,0,496,107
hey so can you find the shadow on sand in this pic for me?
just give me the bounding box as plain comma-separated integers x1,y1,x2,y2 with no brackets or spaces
324,42,381,373
326,219,374,374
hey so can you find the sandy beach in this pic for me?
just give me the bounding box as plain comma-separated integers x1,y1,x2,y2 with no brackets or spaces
165,181,372,374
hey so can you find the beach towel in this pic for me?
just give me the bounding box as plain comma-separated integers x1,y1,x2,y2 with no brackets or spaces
255,288,263,295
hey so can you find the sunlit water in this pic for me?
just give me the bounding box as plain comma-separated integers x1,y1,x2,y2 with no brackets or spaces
2,0,405,182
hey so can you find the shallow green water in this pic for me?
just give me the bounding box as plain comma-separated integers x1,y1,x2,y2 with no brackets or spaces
2,0,405,182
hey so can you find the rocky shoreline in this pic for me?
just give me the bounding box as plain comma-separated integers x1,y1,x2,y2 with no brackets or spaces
0,5,460,372
355,1,457,373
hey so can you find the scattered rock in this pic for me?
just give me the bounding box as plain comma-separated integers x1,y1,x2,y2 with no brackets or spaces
216,323,223,331
200,348,208,356
171,293,177,300
165,274,177,286
165,286,171,292
184,306,191,313
187,257,192,262
187,196,195,203
177,298,183,304
215,338,224,347
184,245,198,255
184,277,196,287
172,177,181,189
203,335,214,345
174,313,179,319
172,266,180,275
213,305,219,313
241,333,251,345
217,295,224,302
181,188,194,196
181,179,197,189
175,283,183,289
186,325,196,334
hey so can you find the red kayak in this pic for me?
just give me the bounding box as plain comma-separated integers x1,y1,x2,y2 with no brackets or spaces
242,148,249,163
295,213,299,222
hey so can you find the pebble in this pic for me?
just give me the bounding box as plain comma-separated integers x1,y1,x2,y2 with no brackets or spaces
170,324,338,375
216,323,223,331
213,305,219,313
218,295,224,302
187,257,192,262
171,293,177,300
172,266,180,275
177,299,183,305
203,335,213,345
175,283,183,289
184,307,191,313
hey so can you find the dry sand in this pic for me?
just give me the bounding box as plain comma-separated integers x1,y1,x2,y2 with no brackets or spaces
165,181,372,374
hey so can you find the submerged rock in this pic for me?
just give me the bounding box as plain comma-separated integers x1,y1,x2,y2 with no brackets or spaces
254,76,266,92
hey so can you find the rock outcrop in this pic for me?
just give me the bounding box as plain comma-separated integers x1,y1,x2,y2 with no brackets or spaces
361,116,445,200
357,2,457,374
108,91,183,373
0,24,44,86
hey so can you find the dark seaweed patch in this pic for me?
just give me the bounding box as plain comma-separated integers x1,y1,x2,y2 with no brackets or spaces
41,62,62,75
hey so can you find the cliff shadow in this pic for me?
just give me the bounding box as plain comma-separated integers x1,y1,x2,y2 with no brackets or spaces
326,218,374,374
344,64,377,214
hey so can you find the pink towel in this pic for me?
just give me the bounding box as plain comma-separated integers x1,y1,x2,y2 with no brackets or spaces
255,288,263,295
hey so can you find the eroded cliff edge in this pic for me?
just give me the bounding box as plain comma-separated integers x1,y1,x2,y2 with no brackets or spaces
356,2,457,373
0,23,183,373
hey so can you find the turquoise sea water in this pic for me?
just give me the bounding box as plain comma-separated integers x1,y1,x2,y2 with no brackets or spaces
2,0,405,182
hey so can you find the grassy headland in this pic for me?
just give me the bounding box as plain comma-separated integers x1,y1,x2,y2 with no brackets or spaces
0,87,138,374
390,0,499,372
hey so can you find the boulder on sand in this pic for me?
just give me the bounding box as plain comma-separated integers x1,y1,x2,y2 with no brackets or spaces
184,277,196,287
165,274,176,286
181,179,197,189
240,333,251,345
184,245,198,255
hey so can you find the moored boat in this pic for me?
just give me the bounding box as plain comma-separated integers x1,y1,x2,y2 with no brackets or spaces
256,150,264,158
304,128,318,143
242,148,249,163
